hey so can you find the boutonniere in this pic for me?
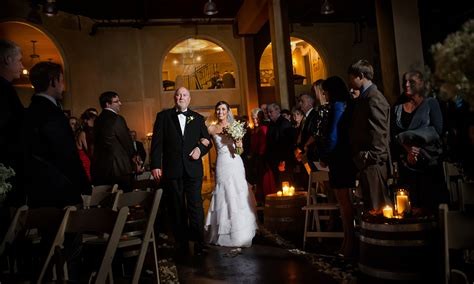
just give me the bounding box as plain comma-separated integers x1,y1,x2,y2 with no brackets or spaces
187,116,195,124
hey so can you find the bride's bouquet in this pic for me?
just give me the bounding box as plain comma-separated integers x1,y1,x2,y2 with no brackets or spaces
223,120,247,155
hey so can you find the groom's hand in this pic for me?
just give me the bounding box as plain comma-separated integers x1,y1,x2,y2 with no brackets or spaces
152,168,162,181
189,147,201,160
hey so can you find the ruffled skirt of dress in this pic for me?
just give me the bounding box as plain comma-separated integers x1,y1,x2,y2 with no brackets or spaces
205,154,257,247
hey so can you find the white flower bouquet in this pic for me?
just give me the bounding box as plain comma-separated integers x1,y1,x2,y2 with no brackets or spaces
0,163,15,199
223,120,247,155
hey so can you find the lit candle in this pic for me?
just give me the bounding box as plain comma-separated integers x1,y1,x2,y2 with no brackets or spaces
396,191,409,214
383,205,393,218
289,186,295,196
282,181,290,189
282,186,289,196
277,191,283,197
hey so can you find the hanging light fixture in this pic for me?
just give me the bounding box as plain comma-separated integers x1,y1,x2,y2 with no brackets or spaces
320,0,335,15
43,0,58,17
203,0,218,16
23,40,41,76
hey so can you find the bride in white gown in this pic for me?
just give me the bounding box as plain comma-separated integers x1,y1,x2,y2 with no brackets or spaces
205,101,257,247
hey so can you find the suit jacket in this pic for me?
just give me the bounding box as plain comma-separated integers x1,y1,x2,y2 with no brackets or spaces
0,76,24,168
349,84,391,170
23,95,90,208
91,109,134,184
266,115,292,168
134,140,147,163
150,108,211,179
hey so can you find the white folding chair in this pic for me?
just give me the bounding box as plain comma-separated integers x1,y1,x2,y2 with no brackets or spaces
439,203,474,284
39,206,129,283
115,188,163,284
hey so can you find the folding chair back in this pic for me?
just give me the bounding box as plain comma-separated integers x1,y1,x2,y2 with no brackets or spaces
39,206,129,284
116,188,163,284
0,206,66,282
89,189,122,209
439,204,474,284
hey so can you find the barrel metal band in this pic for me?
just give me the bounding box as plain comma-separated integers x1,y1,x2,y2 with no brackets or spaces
361,221,435,232
359,235,427,246
358,263,422,280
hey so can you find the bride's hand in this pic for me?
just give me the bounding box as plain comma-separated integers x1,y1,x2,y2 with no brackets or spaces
200,138,210,147
235,139,243,148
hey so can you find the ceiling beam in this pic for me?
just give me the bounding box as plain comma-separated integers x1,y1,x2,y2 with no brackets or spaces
235,0,269,35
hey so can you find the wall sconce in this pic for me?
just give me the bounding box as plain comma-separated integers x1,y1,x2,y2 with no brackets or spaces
203,0,218,16
320,0,335,15
43,0,58,17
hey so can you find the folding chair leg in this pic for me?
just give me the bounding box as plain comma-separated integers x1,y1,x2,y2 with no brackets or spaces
151,232,160,284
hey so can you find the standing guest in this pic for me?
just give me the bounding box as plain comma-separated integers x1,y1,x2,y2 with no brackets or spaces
249,108,275,204
0,39,25,205
280,109,291,121
348,59,392,212
130,130,146,167
150,87,211,256
91,91,136,191
74,116,92,181
391,70,447,213
295,93,321,166
23,62,90,208
320,76,357,257
260,103,270,125
69,116,79,132
80,110,97,157
266,103,292,186
288,107,306,190
205,101,257,247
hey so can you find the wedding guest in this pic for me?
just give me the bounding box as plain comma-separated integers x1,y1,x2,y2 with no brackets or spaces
391,70,448,212
91,91,136,191
266,103,292,186
0,39,25,236
249,108,275,204
320,76,357,257
348,59,392,212
23,62,90,207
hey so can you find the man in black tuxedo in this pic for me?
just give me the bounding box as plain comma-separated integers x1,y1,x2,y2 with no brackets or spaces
130,130,146,166
295,93,320,165
23,62,91,208
0,40,25,206
91,91,136,191
150,87,211,255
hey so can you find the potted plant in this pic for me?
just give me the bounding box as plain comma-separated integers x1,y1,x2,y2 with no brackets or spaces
0,163,15,204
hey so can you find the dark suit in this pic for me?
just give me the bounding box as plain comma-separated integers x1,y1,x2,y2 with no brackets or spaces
91,109,135,189
266,115,292,184
0,76,25,205
150,108,211,246
349,84,391,210
23,95,90,208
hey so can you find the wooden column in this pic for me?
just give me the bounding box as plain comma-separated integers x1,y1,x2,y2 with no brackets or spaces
240,37,260,115
268,0,294,109
375,0,424,105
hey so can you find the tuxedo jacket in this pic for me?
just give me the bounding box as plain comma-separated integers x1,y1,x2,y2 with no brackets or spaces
23,95,90,208
91,109,134,184
349,84,391,170
150,108,211,179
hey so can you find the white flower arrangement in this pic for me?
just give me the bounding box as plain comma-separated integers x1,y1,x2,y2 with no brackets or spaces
223,120,247,155
0,163,15,197
431,19,474,107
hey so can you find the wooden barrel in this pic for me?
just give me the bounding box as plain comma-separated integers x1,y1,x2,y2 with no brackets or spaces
264,192,306,237
358,214,437,281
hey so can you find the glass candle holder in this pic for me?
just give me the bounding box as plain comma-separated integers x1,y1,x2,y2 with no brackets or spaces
395,189,410,215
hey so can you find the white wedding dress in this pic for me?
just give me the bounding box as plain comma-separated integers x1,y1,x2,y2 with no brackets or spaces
205,133,257,247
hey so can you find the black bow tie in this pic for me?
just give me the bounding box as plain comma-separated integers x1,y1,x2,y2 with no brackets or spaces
176,110,189,116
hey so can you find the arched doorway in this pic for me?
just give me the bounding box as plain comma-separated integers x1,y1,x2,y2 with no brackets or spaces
259,37,327,104
0,21,65,108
